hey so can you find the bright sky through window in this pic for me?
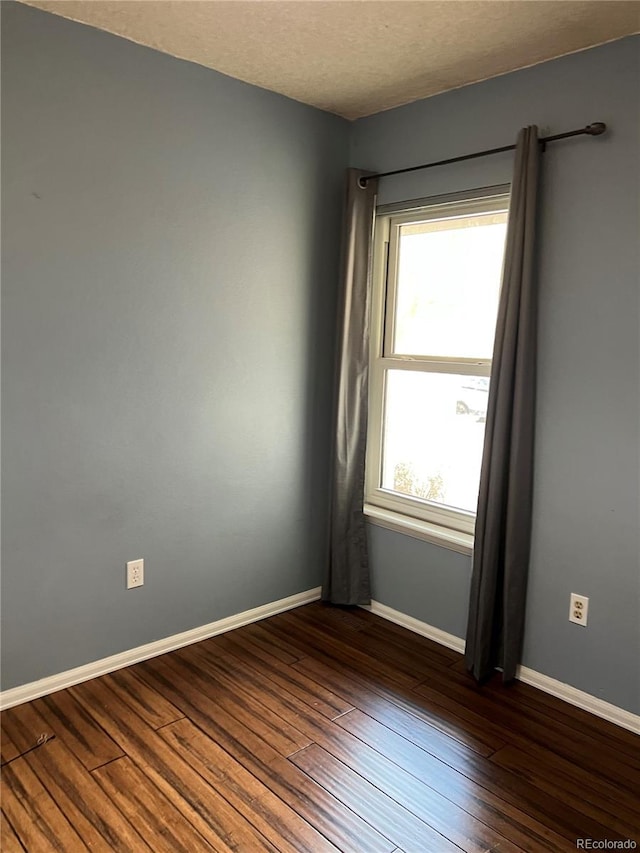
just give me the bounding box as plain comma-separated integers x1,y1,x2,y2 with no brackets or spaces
394,214,507,359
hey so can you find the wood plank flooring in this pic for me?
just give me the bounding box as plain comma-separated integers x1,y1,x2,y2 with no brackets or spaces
2,602,639,852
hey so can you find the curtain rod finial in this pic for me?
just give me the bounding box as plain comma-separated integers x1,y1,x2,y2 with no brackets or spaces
586,122,606,136
357,176,368,189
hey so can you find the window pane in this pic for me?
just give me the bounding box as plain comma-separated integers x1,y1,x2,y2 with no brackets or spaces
393,211,507,358
381,370,489,514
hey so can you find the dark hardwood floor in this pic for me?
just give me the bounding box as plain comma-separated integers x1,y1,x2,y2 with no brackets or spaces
2,602,639,852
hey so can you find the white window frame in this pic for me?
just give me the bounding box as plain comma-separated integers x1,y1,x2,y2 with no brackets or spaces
364,187,510,555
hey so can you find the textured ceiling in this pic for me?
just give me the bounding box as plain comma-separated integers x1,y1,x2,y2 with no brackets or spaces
20,0,640,119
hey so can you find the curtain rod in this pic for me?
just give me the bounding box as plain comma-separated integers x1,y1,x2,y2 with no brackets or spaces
358,122,607,187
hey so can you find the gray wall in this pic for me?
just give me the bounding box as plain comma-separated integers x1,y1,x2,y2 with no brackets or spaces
1,2,349,690
352,36,640,714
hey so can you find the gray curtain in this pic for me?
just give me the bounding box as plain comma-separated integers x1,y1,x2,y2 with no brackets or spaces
465,126,540,682
323,169,378,605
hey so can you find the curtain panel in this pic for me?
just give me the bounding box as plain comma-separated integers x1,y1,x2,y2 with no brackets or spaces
466,126,541,682
323,169,378,605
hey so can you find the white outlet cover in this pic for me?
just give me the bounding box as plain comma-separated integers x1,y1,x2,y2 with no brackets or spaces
569,593,589,627
126,558,144,590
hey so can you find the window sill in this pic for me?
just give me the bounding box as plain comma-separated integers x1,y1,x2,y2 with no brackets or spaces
363,503,474,556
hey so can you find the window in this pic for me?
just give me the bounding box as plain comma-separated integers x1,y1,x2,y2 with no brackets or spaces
364,189,510,553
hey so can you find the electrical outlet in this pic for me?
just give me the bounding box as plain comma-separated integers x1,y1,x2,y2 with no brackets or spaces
569,593,588,627
126,559,144,589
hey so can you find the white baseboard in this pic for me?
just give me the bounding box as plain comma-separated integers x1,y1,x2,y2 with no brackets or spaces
0,587,322,711
4,588,638,735
515,666,640,735
365,600,640,736
365,600,466,654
